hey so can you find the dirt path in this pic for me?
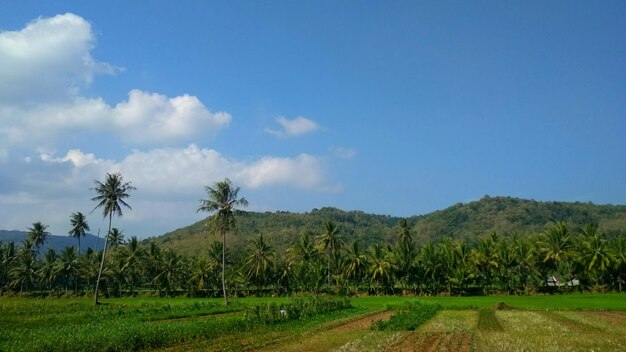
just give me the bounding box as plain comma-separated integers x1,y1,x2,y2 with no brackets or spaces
331,310,394,331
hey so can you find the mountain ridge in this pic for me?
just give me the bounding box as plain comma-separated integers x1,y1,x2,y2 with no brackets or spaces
148,196,626,256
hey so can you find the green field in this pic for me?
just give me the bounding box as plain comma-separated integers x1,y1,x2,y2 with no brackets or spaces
1,294,625,351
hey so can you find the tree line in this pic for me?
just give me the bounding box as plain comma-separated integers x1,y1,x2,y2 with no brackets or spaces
0,174,625,299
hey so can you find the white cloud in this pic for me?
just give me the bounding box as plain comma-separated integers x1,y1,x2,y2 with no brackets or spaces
0,14,230,148
0,13,117,104
265,116,319,137
36,145,330,196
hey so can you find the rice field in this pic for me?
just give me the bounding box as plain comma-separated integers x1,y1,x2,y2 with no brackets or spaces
1,294,625,351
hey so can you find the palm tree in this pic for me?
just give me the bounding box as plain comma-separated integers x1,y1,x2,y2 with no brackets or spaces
368,243,392,294
243,234,275,289
68,212,90,254
539,222,575,282
107,228,125,248
197,178,248,305
37,249,58,292
188,257,213,296
316,220,343,286
56,246,80,294
577,224,612,290
90,172,135,305
344,240,367,292
395,219,413,247
119,236,144,295
27,222,50,255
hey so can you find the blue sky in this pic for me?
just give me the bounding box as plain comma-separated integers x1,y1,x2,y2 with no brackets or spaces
1,1,625,238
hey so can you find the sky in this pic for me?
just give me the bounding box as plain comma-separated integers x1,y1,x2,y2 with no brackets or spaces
1,1,625,239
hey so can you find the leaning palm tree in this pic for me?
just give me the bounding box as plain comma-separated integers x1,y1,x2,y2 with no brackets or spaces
68,212,90,254
197,178,248,305
27,222,50,255
90,172,135,305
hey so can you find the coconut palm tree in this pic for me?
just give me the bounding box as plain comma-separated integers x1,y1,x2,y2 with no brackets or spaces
344,240,367,291
368,243,392,294
37,249,58,292
243,234,275,289
577,224,612,289
395,219,413,247
538,222,575,282
197,178,248,305
27,222,50,255
68,212,90,254
119,236,144,296
107,228,125,248
316,220,343,287
90,172,135,305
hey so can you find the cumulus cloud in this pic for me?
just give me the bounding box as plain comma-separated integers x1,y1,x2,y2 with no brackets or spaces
265,116,319,137
37,145,329,196
0,14,230,148
0,13,117,104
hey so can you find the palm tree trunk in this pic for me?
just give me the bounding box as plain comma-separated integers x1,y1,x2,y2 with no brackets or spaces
94,212,112,305
222,229,229,305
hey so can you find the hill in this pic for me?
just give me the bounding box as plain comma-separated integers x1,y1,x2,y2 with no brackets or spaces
150,196,626,256
0,230,104,254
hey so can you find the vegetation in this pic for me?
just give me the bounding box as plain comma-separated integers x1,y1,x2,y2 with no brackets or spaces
1,218,625,297
373,302,440,330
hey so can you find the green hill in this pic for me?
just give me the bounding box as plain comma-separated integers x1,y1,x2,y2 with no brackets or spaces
149,196,626,256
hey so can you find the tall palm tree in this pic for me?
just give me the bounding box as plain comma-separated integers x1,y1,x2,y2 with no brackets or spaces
90,172,135,305
197,178,248,305
68,212,90,254
27,222,50,255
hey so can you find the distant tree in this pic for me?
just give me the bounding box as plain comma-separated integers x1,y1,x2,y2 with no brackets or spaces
68,212,90,254
316,220,343,286
108,228,125,248
243,234,275,289
91,172,135,305
56,246,80,294
395,219,413,246
27,222,50,255
119,236,144,295
197,178,248,305
344,240,367,291
37,249,58,292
